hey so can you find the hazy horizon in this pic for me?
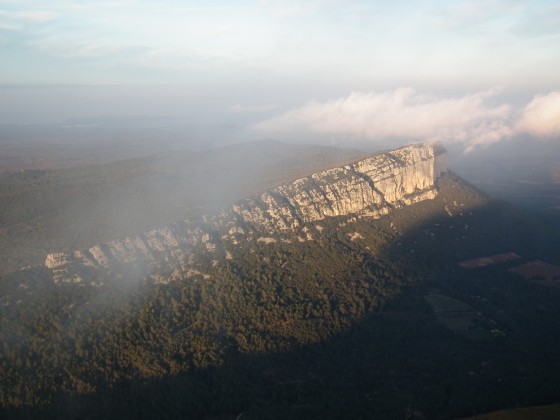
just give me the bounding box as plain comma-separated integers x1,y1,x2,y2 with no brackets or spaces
3,4,560,417
1,0,559,154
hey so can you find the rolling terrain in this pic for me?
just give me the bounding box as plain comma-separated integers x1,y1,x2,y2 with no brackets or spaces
1,141,560,419
0,141,367,276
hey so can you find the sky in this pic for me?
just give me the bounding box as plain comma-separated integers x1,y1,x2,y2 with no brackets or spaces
1,0,559,150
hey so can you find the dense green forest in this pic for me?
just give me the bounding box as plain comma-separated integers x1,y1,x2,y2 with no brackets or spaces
2,172,560,419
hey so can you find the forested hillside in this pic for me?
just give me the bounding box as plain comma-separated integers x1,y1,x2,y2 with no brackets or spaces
0,141,367,276
2,171,560,419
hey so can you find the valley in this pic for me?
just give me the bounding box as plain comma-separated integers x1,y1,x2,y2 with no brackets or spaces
1,141,560,418
4,1,560,418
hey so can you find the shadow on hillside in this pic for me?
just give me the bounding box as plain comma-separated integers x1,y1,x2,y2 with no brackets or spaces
5,174,560,420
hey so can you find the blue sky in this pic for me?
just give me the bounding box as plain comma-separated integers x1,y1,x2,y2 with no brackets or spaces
1,0,559,149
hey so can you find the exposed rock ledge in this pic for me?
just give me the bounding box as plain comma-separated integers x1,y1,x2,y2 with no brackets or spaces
45,143,447,283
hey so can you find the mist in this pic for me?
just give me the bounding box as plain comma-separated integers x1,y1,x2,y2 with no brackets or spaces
253,88,560,151
3,1,560,417
2,85,559,241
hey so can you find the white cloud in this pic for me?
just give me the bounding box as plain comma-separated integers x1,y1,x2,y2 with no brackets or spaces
254,88,516,150
254,89,560,151
0,10,57,23
260,0,338,17
516,91,560,139
511,4,560,37
433,0,515,29
0,22,19,30
31,32,149,60
231,103,276,113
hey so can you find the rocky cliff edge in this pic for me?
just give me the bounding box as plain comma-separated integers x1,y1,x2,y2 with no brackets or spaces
45,142,447,284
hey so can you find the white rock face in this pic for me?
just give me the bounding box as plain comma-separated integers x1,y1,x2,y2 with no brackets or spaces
44,252,68,269
44,143,447,281
222,142,446,231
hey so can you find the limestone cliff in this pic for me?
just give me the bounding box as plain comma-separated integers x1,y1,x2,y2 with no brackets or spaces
44,143,447,283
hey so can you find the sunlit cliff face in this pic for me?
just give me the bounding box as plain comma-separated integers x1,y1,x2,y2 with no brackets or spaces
44,143,446,283
222,143,446,230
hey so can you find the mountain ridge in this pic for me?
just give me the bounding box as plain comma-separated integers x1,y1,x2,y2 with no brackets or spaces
5,142,560,419
44,142,447,283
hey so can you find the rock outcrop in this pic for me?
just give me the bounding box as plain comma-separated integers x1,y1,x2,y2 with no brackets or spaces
44,143,447,283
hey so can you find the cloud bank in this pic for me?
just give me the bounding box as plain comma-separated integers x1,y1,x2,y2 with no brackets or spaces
254,89,560,151
516,91,560,139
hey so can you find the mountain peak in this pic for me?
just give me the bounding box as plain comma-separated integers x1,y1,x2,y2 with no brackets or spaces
44,143,447,283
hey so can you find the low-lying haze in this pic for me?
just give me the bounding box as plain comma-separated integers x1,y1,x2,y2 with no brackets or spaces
1,1,559,142
254,88,560,151
1,4,560,417
1,0,559,208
